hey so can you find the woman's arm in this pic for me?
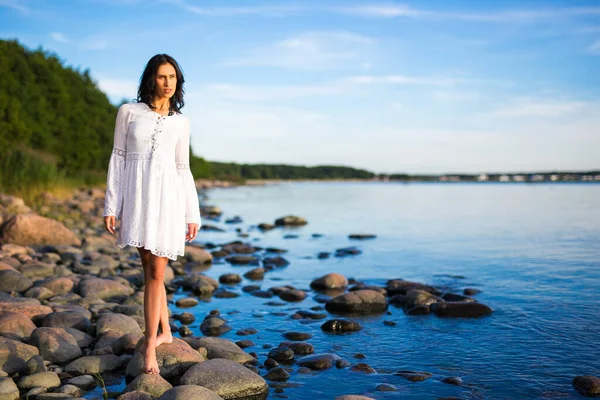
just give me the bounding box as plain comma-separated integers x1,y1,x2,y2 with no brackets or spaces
103,104,128,220
175,117,202,229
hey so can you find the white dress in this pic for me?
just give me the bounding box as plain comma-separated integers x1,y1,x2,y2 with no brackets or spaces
103,101,202,260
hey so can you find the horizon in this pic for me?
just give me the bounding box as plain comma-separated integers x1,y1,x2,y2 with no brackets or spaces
1,0,599,175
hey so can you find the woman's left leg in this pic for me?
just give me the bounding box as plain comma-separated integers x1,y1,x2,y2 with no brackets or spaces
142,252,168,374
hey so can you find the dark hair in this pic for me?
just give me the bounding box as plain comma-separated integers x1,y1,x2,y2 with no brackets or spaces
136,54,185,114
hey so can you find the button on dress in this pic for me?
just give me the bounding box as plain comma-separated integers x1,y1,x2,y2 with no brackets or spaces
103,101,202,260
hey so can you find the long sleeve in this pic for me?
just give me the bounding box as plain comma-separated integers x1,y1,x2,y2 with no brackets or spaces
103,104,128,219
175,117,202,227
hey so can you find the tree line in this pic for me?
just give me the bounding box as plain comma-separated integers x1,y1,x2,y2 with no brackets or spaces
0,39,374,200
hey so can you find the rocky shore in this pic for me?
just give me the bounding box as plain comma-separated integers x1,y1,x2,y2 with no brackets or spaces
0,189,597,399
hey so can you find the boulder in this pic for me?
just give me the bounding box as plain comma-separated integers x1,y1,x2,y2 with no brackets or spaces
158,385,224,400
0,213,81,246
181,358,268,400
325,290,388,315
30,327,82,363
0,337,39,374
123,373,172,398
0,312,36,341
182,337,253,363
126,338,205,379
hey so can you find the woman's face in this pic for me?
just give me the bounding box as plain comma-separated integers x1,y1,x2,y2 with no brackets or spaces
154,63,177,99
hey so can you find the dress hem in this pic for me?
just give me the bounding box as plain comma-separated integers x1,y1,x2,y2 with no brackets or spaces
116,240,184,261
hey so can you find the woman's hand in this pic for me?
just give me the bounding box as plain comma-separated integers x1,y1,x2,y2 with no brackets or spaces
104,216,116,234
186,223,199,242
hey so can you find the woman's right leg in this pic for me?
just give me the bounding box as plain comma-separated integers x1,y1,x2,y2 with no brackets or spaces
137,247,172,345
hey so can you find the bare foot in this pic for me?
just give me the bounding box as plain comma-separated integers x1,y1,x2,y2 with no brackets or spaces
156,331,173,347
143,341,159,375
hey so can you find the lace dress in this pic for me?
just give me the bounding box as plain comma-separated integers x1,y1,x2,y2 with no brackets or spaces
103,101,202,260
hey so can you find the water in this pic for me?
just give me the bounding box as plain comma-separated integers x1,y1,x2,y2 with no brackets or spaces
106,182,600,399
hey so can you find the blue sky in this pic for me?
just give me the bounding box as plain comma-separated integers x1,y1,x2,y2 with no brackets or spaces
2,0,599,174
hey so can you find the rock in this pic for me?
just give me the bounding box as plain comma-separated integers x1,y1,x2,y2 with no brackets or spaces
0,270,33,292
441,376,463,386
235,340,255,348
68,374,97,390
126,338,205,379
297,353,341,370
282,331,313,341
30,393,74,399
325,290,388,315
112,333,144,355
24,355,46,375
387,280,440,296
405,305,430,315
158,385,224,400
96,313,143,336
278,341,314,356
175,297,199,308
19,261,55,279
65,354,122,375
350,363,376,374
0,302,53,320
213,288,239,298
464,288,482,296
123,373,173,398
243,268,264,280
294,310,327,320
334,246,362,257
64,328,94,349
200,316,232,336
274,215,307,226
264,366,290,381
0,377,19,400
278,289,307,302
375,383,397,391
118,391,154,400
181,358,268,399
184,245,214,265
430,302,492,318
183,337,254,363
219,274,242,284
348,234,376,240
267,347,294,362
573,375,600,397
24,286,54,300
224,255,260,266
0,311,36,341
0,337,39,374
35,277,74,296
404,289,444,309
262,257,289,268
441,293,474,302
310,273,348,290
41,311,91,332
56,383,86,397
395,370,432,382
321,319,362,333
78,278,132,300
30,327,82,363
17,371,61,389
0,213,81,246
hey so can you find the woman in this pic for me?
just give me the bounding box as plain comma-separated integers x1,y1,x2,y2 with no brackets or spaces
102,54,201,375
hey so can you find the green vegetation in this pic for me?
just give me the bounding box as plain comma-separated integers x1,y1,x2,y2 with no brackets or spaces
0,39,375,201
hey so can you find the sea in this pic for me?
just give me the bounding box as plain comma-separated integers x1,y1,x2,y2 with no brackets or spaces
100,181,600,399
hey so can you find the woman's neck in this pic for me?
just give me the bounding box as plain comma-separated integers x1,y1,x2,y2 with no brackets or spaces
151,97,170,111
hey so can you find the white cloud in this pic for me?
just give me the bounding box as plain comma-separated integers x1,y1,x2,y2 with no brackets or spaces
488,98,593,118
333,5,423,18
345,75,462,87
50,32,68,43
79,38,110,50
0,0,29,14
221,31,376,70
589,40,600,54
96,77,138,101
